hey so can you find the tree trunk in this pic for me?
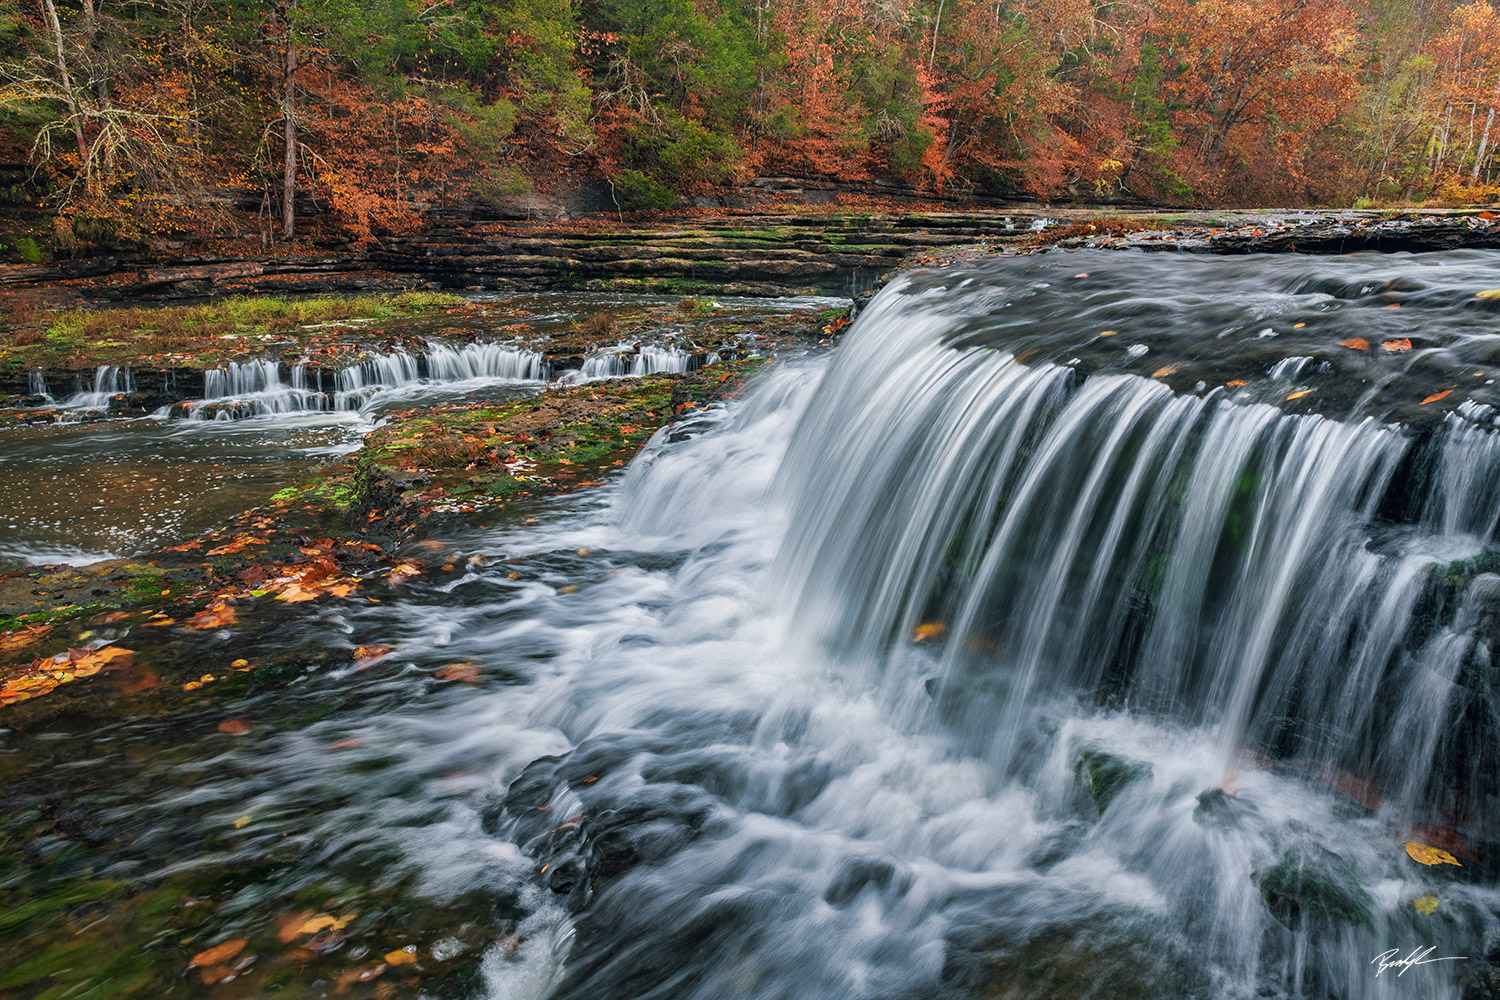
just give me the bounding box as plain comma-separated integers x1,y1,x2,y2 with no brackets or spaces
40,0,89,171
282,0,297,241
929,0,945,70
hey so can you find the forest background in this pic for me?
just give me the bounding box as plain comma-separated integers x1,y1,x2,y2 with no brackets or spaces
0,0,1496,250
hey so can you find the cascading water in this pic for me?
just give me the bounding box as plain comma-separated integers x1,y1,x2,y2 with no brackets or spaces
62,365,133,412
8,263,1500,1000
560,342,694,382
172,341,544,420
457,254,1500,1000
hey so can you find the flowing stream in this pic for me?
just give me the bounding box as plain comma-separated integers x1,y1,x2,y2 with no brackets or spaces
3,256,1499,999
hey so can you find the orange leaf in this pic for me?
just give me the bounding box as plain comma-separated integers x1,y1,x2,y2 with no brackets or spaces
217,718,252,735
1421,389,1454,405
1286,390,1312,400
1151,365,1178,379
1225,380,1247,388
1405,842,1462,867
1382,338,1412,352
434,662,481,684
189,604,237,630
384,947,418,966
1337,338,1368,351
912,622,946,643
352,645,393,668
189,939,246,968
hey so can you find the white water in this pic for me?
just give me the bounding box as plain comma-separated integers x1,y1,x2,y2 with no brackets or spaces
170,341,545,420
558,342,695,383
383,268,1497,1000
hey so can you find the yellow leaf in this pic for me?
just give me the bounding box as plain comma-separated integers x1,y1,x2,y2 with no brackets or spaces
1405,841,1462,867
233,814,251,829
1414,892,1440,915
1098,330,1117,337
1475,289,1500,299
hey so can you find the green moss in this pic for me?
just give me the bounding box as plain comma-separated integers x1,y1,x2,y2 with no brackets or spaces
1075,750,1149,815
1255,850,1373,928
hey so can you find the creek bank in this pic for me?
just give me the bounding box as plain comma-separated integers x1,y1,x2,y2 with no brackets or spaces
0,291,840,421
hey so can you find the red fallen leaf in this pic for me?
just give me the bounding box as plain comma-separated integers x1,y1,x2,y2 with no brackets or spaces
100,611,133,623
189,604,237,630
189,939,247,968
1382,338,1413,352
352,645,393,668
1337,337,1368,351
1316,765,1382,809
434,662,482,684
217,718,252,735
1421,389,1454,405
109,665,158,694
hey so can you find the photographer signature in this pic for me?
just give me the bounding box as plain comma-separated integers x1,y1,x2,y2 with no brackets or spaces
1371,947,1466,977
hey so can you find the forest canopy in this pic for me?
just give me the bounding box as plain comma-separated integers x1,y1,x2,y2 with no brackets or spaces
0,0,1495,243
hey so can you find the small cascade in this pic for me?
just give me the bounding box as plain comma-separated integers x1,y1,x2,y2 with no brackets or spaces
64,366,134,411
560,342,694,383
26,369,50,401
423,342,545,382
168,341,544,421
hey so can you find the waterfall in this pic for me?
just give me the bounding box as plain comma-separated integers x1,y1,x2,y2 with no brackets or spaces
26,369,50,401
736,267,1500,999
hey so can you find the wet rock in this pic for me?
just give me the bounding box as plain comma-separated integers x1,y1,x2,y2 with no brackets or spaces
1253,848,1373,929
1073,749,1149,815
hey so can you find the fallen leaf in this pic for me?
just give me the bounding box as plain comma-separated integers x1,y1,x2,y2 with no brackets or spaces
189,604,237,630
388,563,423,585
1286,390,1312,400
0,624,52,653
1098,329,1117,337
1225,379,1247,388
292,913,355,937
329,738,362,749
218,718,252,735
1382,338,1413,352
101,611,133,623
912,622,947,643
1151,365,1178,379
1337,338,1369,351
434,662,481,684
1414,893,1440,915
1293,322,1307,329
1421,389,1454,405
1405,842,1462,867
190,939,247,968
1476,289,1500,299
352,645,393,668
384,947,418,967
